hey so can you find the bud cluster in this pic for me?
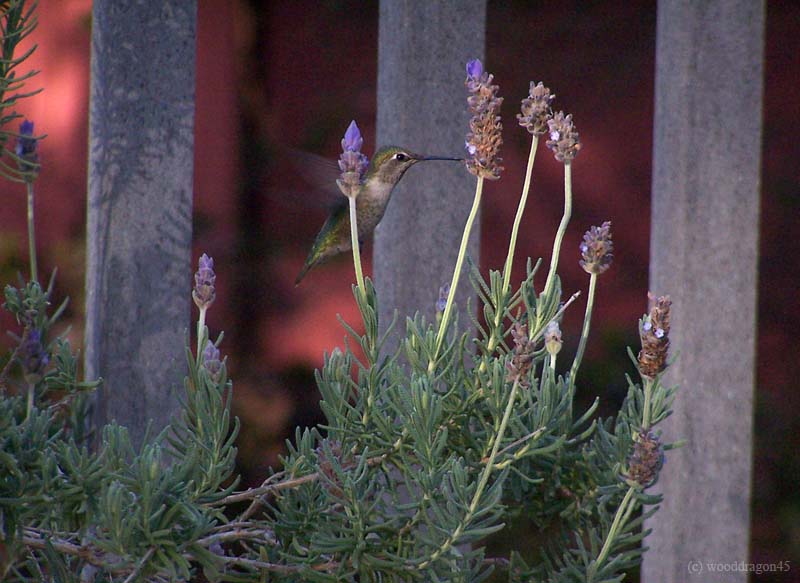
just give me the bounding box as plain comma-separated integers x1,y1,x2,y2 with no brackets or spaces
517,82,554,136
193,253,216,310
464,59,503,180
18,327,49,383
544,320,563,357
637,293,672,379
625,429,664,488
203,341,223,382
337,120,369,198
580,221,614,275
15,119,39,180
435,283,450,314
506,322,534,388
546,111,581,163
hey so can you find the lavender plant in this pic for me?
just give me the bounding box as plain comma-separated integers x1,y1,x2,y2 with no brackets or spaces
0,2,680,579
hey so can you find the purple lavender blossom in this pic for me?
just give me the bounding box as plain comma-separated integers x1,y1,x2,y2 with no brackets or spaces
466,59,483,80
193,253,216,310
203,341,223,381
435,283,450,314
15,119,39,178
342,120,364,153
464,59,503,180
337,120,369,198
19,328,49,382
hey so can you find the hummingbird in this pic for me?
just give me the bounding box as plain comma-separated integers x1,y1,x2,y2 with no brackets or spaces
295,146,461,285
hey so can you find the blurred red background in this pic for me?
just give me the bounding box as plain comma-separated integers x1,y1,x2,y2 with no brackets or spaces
1,0,797,578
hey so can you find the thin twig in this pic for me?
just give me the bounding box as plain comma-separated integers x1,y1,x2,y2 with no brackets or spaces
530,290,581,344
218,554,338,574
221,454,387,521
22,531,105,569
482,427,546,463
196,525,276,548
122,547,154,583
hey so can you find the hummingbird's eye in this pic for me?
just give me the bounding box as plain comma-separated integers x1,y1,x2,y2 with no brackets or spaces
395,153,407,161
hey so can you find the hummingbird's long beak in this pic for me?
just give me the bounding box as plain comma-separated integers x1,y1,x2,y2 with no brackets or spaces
419,156,464,162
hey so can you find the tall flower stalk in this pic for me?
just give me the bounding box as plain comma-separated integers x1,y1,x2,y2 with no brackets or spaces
589,294,671,578
336,120,369,300
541,112,581,301
16,120,39,282
192,253,216,359
504,82,554,288
482,82,554,364
431,59,502,371
569,221,614,388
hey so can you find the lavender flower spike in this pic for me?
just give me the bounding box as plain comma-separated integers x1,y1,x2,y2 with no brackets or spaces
16,119,39,179
466,59,483,80
342,120,364,153
464,59,503,180
19,328,49,383
193,253,216,310
203,340,223,382
579,221,614,275
337,120,369,198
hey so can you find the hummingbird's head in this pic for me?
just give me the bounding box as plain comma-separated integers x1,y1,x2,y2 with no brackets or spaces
368,146,461,184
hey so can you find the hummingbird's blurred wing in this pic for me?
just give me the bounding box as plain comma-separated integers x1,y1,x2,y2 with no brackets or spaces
285,148,345,203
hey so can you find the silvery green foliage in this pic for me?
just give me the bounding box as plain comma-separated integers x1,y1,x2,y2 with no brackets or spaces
0,1,42,184
0,222,677,583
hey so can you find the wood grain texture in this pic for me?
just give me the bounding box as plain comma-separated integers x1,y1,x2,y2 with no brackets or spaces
643,1,764,581
85,0,196,447
374,0,487,351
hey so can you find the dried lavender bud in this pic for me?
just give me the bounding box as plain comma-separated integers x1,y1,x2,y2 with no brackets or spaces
203,341,222,382
544,320,563,356
506,322,534,388
193,253,216,310
546,111,581,163
15,119,39,179
435,283,450,314
625,429,664,487
579,221,614,275
18,328,49,383
637,293,672,379
517,82,554,135
336,120,369,198
464,59,503,180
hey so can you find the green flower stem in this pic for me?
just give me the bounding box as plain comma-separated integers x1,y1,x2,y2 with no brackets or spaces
642,378,654,429
417,377,520,569
26,181,38,283
428,176,484,373
25,381,34,420
480,136,538,373
502,135,538,296
591,486,636,578
541,162,573,301
569,272,597,389
196,306,207,360
348,195,366,301
592,372,655,579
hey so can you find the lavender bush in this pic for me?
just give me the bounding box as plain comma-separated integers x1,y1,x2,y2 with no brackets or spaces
0,2,680,581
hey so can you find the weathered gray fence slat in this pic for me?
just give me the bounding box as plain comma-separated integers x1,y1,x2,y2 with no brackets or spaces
374,0,486,344
643,1,764,581
85,1,197,448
